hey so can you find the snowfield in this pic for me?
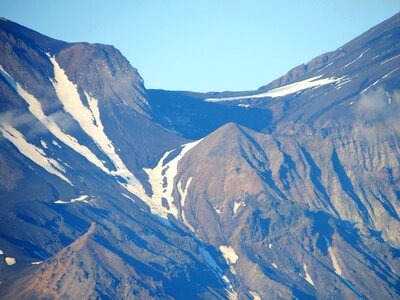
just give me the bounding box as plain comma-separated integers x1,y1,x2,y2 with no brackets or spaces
0,122,71,184
144,140,201,219
219,245,239,264
5,257,16,266
205,75,343,102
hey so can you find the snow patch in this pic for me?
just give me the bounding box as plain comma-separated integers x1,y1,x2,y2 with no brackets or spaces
325,237,365,297
339,49,370,71
40,140,48,149
52,140,61,148
222,276,238,300
380,54,400,65
238,104,250,108
55,195,92,204
199,247,237,300
249,291,261,300
361,66,400,94
48,55,147,199
177,177,194,231
317,61,334,73
199,246,223,274
205,76,342,102
0,65,17,88
5,257,16,265
121,193,134,200
324,237,342,276
219,245,239,264
144,140,201,219
0,122,71,184
335,78,351,90
303,263,315,286
0,65,108,180
271,262,278,269
233,201,244,215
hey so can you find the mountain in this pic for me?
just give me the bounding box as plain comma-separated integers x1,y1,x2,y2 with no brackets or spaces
151,12,400,137
0,12,400,300
0,18,231,299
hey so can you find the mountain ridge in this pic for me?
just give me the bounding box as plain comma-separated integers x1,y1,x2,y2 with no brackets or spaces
0,13,399,299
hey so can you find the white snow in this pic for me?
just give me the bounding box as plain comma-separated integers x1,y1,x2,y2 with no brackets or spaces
121,193,134,200
177,177,194,231
233,201,244,215
199,246,223,274
361,66,400,94
324,237,342,276
303,263,315,286
339,49,370,71
0,64,107,177
48,55,147,199
328,247,342,276
361,78,381,94
40,140,48,149
335,78,351,90
31,261,42,265
215,207,222,214
238,104,250,108
325,238,364,297
52,140,61,148
0,122,71,184
55,195,91,204
219,245,239,264
249,291,261,300
317,61,334,73
271,262,278,269
5,257,16,265
380,54,400,65
0,65,17,87
268,243,272,249
199,247,237,300
205,75,342,102
222,276,238,300
381,66,400,80
144,140,201,219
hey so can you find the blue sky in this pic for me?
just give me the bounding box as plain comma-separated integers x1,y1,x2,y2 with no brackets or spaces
1,0,399,92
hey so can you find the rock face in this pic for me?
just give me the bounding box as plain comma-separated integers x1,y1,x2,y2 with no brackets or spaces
0,12,400,300
175,123,400,299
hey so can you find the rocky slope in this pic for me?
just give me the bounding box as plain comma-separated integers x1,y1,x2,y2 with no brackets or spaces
0,12,399,300
173,123,400,299
0,18,231,299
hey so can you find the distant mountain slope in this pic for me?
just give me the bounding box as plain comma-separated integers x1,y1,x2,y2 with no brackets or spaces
0,12,399,300
147,89,272,139
0,17,238,300
142,13,400,299
170,123,400,299
152,12,400,137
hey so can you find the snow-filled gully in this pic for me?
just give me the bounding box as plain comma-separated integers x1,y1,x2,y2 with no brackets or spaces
144,140,201,219
0,57,204,220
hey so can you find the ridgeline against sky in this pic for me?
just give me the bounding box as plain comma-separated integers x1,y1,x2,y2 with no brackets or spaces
1,0,399,91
